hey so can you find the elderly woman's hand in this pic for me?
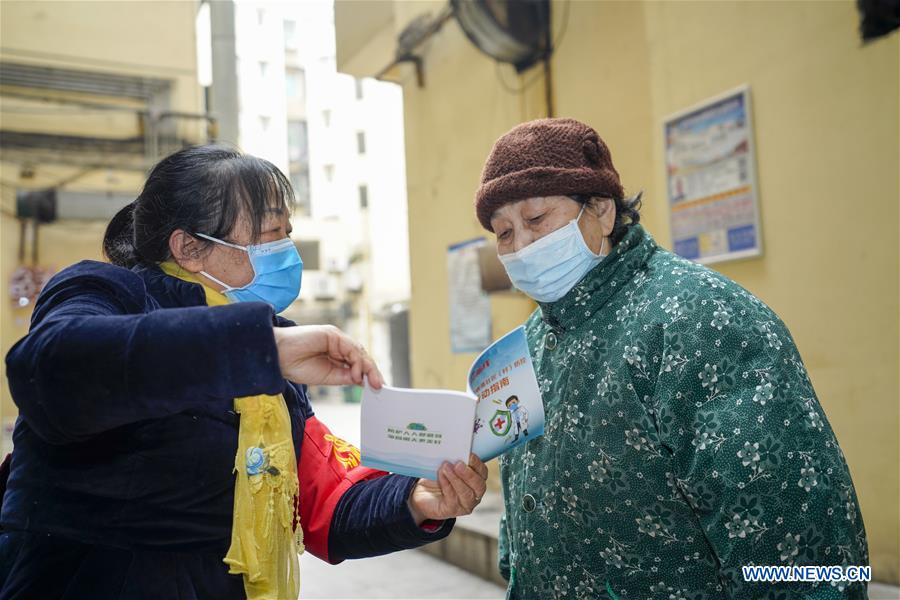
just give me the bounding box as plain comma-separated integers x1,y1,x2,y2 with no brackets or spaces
408,454,489,524
273,325,384,389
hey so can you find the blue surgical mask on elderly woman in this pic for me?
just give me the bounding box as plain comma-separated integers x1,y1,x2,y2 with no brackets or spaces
499,207,607,303
194,233,303,313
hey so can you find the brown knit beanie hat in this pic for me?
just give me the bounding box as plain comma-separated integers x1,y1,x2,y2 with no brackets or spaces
475,118,624,231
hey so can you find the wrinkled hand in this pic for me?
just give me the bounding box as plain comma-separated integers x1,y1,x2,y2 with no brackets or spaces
273,325,384,388
408,454,489,524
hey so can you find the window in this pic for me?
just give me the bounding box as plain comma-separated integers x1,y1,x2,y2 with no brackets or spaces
294,240,320,270
356,131,366,155
323,164,334,182
286,68,306,102
283,19,297,50
354,78,364,100
322,110,331,127
259,61,269,78
358,184,369,209
290,168,310,216
287,120,308,163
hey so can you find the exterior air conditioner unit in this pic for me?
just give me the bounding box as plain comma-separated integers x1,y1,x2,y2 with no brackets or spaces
326,257,346,274
343,270,363,294
17,189,134,222
312,273,339,301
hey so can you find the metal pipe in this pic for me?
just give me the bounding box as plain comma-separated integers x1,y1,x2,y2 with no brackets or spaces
18,218,26,262
1,89,217,124
374,4,455,85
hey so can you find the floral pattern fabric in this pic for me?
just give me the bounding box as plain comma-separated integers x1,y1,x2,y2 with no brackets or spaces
498,225,868,599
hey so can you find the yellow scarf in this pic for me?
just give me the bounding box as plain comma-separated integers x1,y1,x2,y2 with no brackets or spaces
160,262,303,600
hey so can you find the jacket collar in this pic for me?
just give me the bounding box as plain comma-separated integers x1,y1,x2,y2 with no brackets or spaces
538,224,657,332
133,263,209,309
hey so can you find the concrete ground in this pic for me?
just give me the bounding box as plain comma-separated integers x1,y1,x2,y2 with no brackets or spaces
870,584,900,598
299,548,505,599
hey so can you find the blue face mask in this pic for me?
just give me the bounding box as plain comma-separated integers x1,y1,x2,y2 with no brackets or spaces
498,207,607,303
194,233,303,314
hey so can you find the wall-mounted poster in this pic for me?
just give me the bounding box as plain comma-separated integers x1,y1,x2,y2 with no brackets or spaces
664,86,762,264
447,237,492,354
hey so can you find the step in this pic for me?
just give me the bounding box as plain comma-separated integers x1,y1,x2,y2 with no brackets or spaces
417,492,506,588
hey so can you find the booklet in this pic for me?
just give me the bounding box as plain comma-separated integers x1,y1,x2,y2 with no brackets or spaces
360,326,545,480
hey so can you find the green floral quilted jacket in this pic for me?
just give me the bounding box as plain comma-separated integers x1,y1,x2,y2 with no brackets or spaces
498,224,868,600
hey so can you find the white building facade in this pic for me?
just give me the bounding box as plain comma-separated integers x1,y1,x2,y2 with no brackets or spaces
232,0,412,396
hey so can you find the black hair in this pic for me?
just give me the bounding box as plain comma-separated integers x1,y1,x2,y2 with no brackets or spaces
571,192,643,246
103,144,294,268
505,395,519,406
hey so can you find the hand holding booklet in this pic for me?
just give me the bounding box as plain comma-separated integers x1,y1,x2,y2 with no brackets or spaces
360,326,545,480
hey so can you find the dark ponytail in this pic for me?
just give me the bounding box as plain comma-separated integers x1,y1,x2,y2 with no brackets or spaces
102,144,295,268
103,201,139,268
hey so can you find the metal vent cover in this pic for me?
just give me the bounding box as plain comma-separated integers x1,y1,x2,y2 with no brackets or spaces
0,61,170,100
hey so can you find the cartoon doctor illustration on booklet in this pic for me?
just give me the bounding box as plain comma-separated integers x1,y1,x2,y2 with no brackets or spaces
503,395,529,442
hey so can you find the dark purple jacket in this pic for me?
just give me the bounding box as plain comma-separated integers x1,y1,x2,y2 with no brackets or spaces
0,260,450,599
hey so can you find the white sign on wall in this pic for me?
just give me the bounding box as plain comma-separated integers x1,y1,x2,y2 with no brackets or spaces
447,238,492,354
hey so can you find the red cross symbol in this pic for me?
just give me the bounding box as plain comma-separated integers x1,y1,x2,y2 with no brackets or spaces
493,417,506,430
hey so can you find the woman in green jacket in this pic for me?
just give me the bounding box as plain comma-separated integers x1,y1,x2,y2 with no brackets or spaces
476,118,868,599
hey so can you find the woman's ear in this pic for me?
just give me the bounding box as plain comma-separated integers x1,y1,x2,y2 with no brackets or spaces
589,197,617,237
168,229,205,273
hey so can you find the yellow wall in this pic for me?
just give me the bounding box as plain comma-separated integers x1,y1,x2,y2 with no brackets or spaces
0,1,203,440
396,0,541,397
351,0,899,582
